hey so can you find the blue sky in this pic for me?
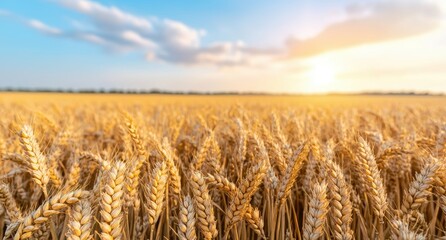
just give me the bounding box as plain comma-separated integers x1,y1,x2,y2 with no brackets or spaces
1,0,446,93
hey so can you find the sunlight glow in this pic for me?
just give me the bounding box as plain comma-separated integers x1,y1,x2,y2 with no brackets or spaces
305,59,337,93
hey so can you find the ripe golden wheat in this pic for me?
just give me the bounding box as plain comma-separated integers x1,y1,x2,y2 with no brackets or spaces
0,96,445,240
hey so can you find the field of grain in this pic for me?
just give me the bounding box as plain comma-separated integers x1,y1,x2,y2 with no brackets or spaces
0,93,446,240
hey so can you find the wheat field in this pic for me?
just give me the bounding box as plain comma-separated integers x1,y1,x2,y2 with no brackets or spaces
0,93,446,240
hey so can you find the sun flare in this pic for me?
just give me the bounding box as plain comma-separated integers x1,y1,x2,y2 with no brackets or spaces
306,60,337,93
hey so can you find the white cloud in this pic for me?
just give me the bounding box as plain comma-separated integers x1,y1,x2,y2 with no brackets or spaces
42,0,280,66
158,19,202,49
79,33,106,45
192,41,282,66
58,0,152,32
28,19,61,35
121,30,155,48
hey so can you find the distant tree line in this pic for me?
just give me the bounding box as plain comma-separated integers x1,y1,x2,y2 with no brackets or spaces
0,88,443,96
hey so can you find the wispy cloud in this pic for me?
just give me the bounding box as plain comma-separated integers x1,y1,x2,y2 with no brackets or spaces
287,0,443,58
28,19,61,35
58,0,153,33
0,9,10,16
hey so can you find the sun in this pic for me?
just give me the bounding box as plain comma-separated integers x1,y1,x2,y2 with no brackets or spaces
309,65,335,86
305,60,337,93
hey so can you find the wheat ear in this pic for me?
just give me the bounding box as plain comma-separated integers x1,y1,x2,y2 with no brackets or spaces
205,174,238,196
302,180,329,240
0,168,23,182
401,156,442,216
79,151,110,172
125,155,146,208
65,158,81,190
160,137,182,204
123,113,147,157
190,171,218,240
31,223,50,240
205,173,266,238
47,149,63,188
193,134,213,170
0,183,22,222
145,160,169,226
66,200,93,240
226,160,267,229
391,220,426,240
356,137,388,219
99,161,126,240
244,205,266,238
14,190,90,240
18,125,49,192
277,143,310,206
261,126,287,174
178,195,197,240
3,153,27,169
326,159,353,240
148,135,182,202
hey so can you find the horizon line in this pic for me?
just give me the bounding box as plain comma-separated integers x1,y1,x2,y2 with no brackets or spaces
0,88,445,96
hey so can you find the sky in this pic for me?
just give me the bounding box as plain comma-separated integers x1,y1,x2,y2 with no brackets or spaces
1,0,446,94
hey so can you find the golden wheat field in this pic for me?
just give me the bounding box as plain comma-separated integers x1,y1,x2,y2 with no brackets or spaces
1,93,446,240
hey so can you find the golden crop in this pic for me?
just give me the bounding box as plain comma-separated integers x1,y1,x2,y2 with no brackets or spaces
0,93,445,240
